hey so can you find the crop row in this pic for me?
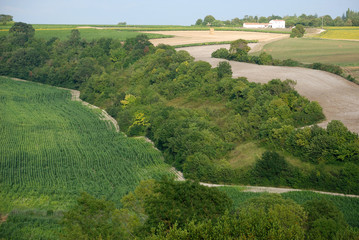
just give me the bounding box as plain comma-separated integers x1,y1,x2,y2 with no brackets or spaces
0,77,170,210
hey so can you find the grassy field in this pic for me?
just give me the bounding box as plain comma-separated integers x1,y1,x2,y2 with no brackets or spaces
0,27,172,41
0,77,171,213
318,27,359,40
0,23,290,40
220,187,359,228
255,38,359,66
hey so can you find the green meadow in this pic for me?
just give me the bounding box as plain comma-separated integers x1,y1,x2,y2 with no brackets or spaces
255,38,359,66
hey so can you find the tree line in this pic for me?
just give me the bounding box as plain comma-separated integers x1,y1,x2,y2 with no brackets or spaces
195,9,359,27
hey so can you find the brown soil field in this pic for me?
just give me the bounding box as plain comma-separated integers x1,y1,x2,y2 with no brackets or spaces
178,45,359,134
146,30,289,46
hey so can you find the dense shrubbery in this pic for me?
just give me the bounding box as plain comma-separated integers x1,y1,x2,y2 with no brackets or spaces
1,23,359,195
290,24,305,38
59,187,359,239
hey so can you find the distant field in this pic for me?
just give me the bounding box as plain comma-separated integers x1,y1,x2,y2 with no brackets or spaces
256,38,359,66
220,187,359,228
318,27,359,40
0,24,290,40
0,77,170,213
0,27,172,41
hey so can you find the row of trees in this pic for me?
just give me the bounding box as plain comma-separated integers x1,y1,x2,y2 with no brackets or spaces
0,14,13,25
60,179,359,239
195,9,359,27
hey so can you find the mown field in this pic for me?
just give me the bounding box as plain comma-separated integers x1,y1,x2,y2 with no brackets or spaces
220,187,359,228
0,77,171,214
0,23,290,40
0,27,171,41
318,27,359,40
255,38,359,66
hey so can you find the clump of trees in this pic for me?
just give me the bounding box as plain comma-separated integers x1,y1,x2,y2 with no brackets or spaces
61,183,359,239
290,24,305,38
0,14,13,25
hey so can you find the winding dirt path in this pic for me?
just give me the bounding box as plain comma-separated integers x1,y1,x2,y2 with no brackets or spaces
69,89,120,132
147,30,289,46
177,45,359,133
9,77,120,132
171,168,359,198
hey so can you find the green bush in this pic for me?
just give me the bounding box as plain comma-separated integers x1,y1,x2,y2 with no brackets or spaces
211,48,229,59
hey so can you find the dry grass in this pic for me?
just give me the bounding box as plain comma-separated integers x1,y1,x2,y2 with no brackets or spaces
319,27,359,40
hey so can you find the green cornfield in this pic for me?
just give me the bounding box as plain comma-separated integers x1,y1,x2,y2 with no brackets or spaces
0,77,171,212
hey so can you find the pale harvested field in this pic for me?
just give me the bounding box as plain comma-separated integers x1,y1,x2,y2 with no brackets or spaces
146,30,289,46
178,45,359,134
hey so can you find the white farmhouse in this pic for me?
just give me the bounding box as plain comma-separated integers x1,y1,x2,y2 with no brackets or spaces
269,19,285,28
243,20,286,29
243,22,270,28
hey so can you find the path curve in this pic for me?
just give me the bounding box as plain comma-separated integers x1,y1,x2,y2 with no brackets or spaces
171,168,359,198
10,77,120,133
68,89,120,132
177,45,359,133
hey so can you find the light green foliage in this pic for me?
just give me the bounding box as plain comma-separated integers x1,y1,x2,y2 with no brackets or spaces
148,194,308,240
121,94,138,108
237,194,307,240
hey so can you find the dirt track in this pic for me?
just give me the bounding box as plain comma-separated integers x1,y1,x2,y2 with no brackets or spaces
171,167,359,198
147,30,289,46
177,45,359,133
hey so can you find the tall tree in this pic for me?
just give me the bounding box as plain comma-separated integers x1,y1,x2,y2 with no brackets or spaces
9,22,35,45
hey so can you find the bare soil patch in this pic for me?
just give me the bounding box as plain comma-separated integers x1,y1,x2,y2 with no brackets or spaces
0,214,8,224
146,30,289,46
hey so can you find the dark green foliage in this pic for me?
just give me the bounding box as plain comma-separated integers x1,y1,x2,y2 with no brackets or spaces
0,14,13,25
144,178,232,230
309,62,343,75
0,211,61,240
8,22,35,45
303,198,348,239
216,61,232,79
251,151,299,186
211,47,230,59
61,192,125,240
290,24,305,38
258,51,273,65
